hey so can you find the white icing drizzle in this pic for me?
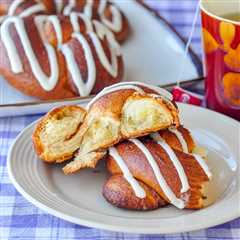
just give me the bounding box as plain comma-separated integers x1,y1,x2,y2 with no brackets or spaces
86,84,145,110
60,32,96,97
59,13,120,97
59,16,120,96
0,3,121,97
101,81,173,100
48,12,93,46
19,3,45,18
168,127,189,153
63,0,76,16
86,81,173,110
1,16,59,91
151,132,190,193
109,147,146,198
78,13,94,32
8,0,24,16
8,0,45,18
83,0,122,33
110,134,212,208
6,0,123,35
98,0,122,32
101,84,145,95
83,0,94,19
69,12,93,33
151,131,212,179
47,15,63,45
54,0,64,14
0,16,5,24
88,32,118,77
193,154,212,179
70,12,81,33
129,138,185,209
93,20,120,52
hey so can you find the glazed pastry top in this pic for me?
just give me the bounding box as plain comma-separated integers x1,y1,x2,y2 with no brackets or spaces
0,0,123,96
109,128,212,209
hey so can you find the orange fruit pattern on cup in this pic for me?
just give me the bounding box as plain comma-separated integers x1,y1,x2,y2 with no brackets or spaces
203,22,240,106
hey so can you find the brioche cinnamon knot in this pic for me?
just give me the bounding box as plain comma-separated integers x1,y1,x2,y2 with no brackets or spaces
32,83,213,211
0,0,129,99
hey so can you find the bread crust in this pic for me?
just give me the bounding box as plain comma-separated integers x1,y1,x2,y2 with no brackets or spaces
103,175,167,210
32,105,86,162
63,88,179,174
0,16,123,100
159,125,196,153
85,90,179,148
106,139,211,209
0,0,130,43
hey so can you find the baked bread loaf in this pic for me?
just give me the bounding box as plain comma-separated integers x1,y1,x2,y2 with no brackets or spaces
32,105,86,162
0,1,125,99
32,83,179,173
62,82,179,174
0,0,129,43
31,83,215,211
104,129,212,210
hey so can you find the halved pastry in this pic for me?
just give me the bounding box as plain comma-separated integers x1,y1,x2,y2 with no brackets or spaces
104,133,212,210
32,83,179,172
32,105,86,163
62,82,179,174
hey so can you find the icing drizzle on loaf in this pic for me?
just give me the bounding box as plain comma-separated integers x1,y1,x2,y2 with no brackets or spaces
109,130,212,209
8,0,46,17
168,127,189,153
4,0,123,34
61,0,123,33
129,138,186,209
0,12,121,96
1,16,59,91
151,132,189,193
109,147,146,199
86,82,173,110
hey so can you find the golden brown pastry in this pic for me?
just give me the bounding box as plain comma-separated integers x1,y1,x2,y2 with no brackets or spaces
103,175,167,210
0,0,127,100
32,83,179,173
31,83,215,212
0,12,123,99
0,0,129,43
32,105,86,162
159,125,196,153
104,136,212,210
62,82,179,174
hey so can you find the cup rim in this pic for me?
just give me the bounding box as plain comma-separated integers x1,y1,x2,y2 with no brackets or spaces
200,0,240,26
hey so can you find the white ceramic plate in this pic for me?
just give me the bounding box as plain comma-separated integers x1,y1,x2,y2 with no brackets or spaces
0,0,201,116
7,103,240,234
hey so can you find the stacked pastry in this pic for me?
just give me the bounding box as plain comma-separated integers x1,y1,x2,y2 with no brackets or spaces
0,0,129,99
32,82,213,210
